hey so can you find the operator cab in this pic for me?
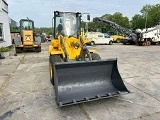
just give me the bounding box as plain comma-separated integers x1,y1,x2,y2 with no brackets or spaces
54,11,81,38
20,19,34,31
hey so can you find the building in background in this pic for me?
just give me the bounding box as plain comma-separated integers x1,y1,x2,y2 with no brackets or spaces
0,0,12,47
9,18,18,28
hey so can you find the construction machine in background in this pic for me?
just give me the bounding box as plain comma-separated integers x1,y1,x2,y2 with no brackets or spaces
48,11,130,107
93,17,160,46
93,17,138,45
141,26,160,45
111,35,124,43
14,18,41,53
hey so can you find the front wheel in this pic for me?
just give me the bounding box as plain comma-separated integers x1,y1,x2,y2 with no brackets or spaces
91,53,101,60
90,41,95,46
49,55,62,85
109,41,113,45
116,39,120,43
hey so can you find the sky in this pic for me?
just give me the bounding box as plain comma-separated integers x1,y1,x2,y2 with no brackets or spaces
7,0,160,27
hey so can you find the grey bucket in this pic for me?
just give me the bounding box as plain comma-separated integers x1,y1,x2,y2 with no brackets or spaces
54,59,130,107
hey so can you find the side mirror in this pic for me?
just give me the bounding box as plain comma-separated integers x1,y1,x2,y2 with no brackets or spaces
87,15,90,21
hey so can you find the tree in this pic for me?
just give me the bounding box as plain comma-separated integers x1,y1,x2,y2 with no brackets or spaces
102,12,130,28
10,25,19,32
34,27,53,36
141,4,160,27
131,4,160,29
99,12,130,35
131,14,145,29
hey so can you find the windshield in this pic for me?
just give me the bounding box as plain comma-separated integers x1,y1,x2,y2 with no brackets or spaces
21,20,33,30
55,12,80,37
104,33,110,38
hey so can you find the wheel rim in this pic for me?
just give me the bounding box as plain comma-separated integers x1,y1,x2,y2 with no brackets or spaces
91,42,94,45
110,41,113,45
148,41,151,46
143,42,146,46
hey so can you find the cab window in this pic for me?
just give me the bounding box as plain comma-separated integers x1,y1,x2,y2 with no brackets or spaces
104,33,110,38
98,34,103,37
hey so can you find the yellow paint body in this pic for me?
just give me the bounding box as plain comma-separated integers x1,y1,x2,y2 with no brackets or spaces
23,30,34,46
81,29,90,44
49,36,96,60
16,30,40,48
111,35,124,42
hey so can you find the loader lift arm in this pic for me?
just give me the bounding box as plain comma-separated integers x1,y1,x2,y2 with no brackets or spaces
59,35,69,61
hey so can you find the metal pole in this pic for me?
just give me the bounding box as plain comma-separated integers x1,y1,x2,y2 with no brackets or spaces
86,22,88,32
52,17,54,37
81,13,90,33
145,13,148,29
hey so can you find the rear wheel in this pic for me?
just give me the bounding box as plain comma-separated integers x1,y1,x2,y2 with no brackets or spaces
109,41,113,45
116,39,120,43
36,46,41,52
142,42,147,46
15,47,22,53
146,41,151,46
91,53,101,60
49,55,62,85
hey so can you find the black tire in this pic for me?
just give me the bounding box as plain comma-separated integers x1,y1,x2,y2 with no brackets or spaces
36,46,41,52
12,39,15,44
90,41,95,46
151,42,156,45
116,39,120,43
49,55,62,85
91,53,101,60
109,41,113,45
15,47,22,53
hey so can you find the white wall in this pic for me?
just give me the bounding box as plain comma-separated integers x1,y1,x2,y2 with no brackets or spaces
0,0,2,12
0,0,12,47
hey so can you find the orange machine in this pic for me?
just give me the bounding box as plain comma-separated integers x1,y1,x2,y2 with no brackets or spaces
14,18,41,53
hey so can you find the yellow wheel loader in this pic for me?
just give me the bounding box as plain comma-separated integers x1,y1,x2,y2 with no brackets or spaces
49,11,130,107
14,18,41,53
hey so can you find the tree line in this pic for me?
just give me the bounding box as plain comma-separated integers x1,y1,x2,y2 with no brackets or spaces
10,4,160,36
85,3,160,35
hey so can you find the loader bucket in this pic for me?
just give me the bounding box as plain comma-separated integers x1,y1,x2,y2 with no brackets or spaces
54,59,130,107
